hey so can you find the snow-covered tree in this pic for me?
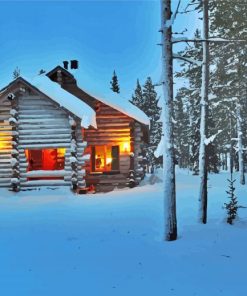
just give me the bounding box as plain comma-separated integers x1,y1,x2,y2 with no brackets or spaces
160,0,177,241
142,77,162,170
175,29,202,174
131,77,162,170
173,89,190,168
198,0,209,224
110,70,120,93
210,0,247,182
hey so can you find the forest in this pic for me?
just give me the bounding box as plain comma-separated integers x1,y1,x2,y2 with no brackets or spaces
126,0,247,240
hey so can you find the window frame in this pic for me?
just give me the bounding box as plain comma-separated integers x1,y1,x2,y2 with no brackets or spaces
91,145,120,173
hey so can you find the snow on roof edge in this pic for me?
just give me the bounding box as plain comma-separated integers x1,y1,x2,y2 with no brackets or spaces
5,76,97,129
78,87,150,127
46,65,149,127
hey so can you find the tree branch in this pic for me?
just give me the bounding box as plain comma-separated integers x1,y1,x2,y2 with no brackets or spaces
204,130,223,146
173,54,202,66
171,0,181,25
172,37,246,44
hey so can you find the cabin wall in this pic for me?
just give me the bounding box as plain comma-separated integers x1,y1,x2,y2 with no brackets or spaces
0,96,13,188
84,101,135,188
18,92,78,187
0,83,87,190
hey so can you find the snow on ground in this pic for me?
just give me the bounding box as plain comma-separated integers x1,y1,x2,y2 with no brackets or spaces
0,170,247,296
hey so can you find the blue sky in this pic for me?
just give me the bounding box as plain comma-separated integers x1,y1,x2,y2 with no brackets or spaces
0,0,200,99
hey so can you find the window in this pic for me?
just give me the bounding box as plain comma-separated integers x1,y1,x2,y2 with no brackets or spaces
25,148,66,171
91,145,119,172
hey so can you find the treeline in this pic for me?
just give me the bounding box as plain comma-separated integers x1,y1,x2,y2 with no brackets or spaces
173,0,247,179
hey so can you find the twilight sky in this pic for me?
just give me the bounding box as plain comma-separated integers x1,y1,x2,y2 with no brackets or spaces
0,0,200,99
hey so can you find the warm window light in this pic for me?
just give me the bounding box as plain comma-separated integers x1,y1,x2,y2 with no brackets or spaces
106,157,112,165
57,148,66,156
122,142,130,153
0,138,9,150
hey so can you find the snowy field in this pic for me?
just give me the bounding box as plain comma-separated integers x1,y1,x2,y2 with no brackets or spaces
0,170,246,296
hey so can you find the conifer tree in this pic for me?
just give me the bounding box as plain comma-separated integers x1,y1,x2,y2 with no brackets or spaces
224,173,238,225
175,29,202,174
173,89,190,168
131,77,162,170
210,0,247,180
142,77,162,170
110,70,120,93
130,79,143,109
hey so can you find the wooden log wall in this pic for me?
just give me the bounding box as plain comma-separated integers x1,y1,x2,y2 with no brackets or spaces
0,96,13,188
12,87,86,189
84,101,132,183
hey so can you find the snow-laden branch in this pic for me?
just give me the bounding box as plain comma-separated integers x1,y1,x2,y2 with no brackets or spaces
172,37,246,44
204,130,223,146
173,54,202,66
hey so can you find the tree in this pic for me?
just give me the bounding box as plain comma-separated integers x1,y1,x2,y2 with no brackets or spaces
13,67,20,79
175,29,202,174
142,77,162,170
224,174,238,225
131,79,143,109
110,70,120,93
198,0,209,224
173,89,190,168
236,99,245,184
160,0,177,241
210,0,247,183
130,78,162,171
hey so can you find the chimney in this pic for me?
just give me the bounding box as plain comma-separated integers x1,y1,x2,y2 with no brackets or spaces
63,61,69,70
70,60,78,70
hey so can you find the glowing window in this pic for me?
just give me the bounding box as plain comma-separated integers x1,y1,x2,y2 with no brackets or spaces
91,145,119,172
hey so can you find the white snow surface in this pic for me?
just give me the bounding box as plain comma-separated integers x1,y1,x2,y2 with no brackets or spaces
0,170,246,295
24,75,97,128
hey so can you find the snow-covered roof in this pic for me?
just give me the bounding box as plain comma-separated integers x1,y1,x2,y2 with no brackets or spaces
1,75,97,129
30,74,96,128
96,92,150,126
46,65,149,126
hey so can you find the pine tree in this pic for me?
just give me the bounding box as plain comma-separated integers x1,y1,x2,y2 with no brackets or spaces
224,173,238,225
110,70,120,93
175,29,202,174
210,0,247,178
130,79,143,109
13,67,20,79
173,89,190,168
206,108,219,174
142,77,162,170
131,77,162,170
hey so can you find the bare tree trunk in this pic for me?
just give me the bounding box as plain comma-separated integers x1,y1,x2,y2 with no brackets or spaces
160,0,177,241
229,106,234,175
236,102,245,184
198,0,209,224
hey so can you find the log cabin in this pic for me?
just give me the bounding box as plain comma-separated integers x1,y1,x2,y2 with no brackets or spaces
0,66,149,192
